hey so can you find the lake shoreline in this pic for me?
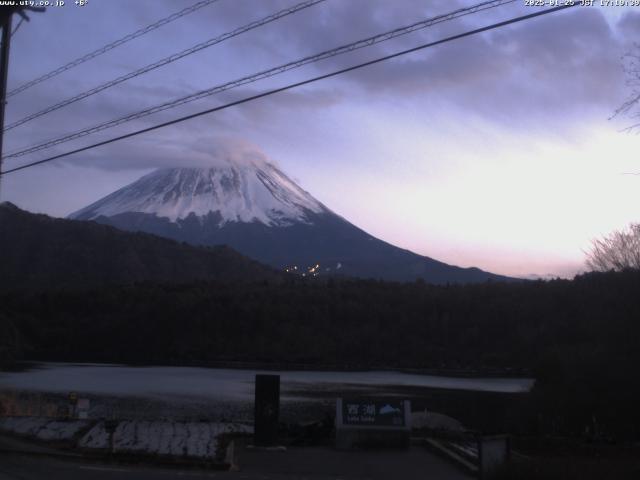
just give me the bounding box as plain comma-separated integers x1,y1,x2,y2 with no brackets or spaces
0,362,534,433
5,359,533,379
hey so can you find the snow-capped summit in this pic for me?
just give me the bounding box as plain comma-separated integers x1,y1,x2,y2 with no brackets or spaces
69,162,327,226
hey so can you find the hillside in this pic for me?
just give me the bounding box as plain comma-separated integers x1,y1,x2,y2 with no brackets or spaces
0,202,279,291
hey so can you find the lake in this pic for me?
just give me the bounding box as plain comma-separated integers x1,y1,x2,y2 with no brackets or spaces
0,362,534,402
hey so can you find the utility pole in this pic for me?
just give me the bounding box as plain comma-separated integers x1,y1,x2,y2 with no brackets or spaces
0,6,44,198
0,10,12,199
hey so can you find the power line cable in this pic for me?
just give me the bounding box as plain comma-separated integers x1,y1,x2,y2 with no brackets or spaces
11,18,24,37
3,0,517,159
0,4,579,177
3,0,326,132
6,0,221,98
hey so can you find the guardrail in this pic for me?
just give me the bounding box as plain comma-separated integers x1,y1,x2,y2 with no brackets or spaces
418,429,510,479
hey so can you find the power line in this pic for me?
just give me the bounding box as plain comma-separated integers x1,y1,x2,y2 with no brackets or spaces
6,0,221,99
11,18,24,37
0,4,579,177
3,0,513,157
3,0,326,132
3,0,517,159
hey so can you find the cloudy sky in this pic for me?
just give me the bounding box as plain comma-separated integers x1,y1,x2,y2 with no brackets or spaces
2,0,639,278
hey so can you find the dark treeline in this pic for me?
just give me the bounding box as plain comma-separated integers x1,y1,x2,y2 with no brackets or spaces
1,270,640,439
0,202,279,291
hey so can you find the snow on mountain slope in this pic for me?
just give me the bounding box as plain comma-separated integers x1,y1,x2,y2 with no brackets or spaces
69,161,327,226
67,157,515,283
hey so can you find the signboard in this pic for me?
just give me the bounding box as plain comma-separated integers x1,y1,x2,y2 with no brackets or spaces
335,398,411,449
342,399,406,427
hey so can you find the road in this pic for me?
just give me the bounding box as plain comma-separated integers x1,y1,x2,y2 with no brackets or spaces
0,446,472,480
0,453,220,480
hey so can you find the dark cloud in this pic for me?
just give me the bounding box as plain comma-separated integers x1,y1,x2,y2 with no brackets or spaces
318,7,627,126
4,0,634,175
185,2,632,128
617,10,640,37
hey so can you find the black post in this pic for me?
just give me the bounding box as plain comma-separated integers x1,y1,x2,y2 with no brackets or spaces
104,418,119,455
0,12,12,197
254,374,280,446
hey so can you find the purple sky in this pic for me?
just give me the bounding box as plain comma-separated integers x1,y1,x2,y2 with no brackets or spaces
2,0,639,278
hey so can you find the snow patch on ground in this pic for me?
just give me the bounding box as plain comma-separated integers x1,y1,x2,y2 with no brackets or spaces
78,420,252,458
78,421,108,449
0,417,88,441
411,411,464,432
0,416,252,460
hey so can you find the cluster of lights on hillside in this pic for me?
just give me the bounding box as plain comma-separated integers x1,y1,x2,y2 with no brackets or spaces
284,262,342,277
284,263,320,277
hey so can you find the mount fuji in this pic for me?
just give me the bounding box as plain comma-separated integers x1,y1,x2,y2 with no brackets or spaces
69,160,512,283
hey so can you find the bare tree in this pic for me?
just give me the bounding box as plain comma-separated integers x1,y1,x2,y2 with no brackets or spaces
586,223,640,272
612,43,640,131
